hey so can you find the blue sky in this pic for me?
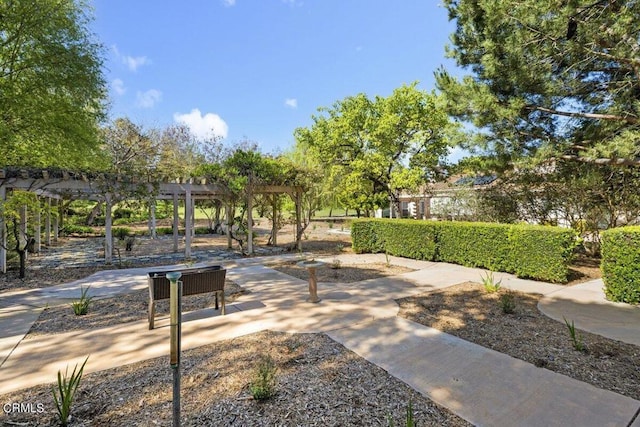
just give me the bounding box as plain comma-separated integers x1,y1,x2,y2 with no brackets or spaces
91,0,462,155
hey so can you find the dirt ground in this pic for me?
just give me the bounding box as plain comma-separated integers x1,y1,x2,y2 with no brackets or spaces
2,219,632,427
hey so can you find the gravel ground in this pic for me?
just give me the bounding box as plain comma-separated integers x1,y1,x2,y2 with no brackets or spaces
3,225,633,426
398,282,640,401
1,332,470,426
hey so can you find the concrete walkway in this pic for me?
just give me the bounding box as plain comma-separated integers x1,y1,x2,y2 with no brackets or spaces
0,253,639,426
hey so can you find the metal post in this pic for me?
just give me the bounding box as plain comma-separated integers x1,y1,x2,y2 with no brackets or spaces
167,271,182,427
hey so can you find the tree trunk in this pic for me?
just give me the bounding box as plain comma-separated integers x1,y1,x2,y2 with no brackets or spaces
85,202,103,226
12,218,26,278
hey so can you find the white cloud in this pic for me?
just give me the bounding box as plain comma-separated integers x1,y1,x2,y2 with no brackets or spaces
284,98,298,109
123,55,150,72
112,78,126,95
136,89,162,108
111,44,151,72
173,108,228,140
222,0,236,6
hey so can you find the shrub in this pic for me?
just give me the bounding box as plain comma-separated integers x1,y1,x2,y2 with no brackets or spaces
436,221,511,271
156,227,175,235
499,291,517,314
351,219,577,283
61,224,95,236
601,226,640,304
52,356,89,426
351,220,384,254
71,286,94,315
112,227,131,240
481,271,502,293
563,317,586,352
506,224,577,283
377,219,437,260
249,354,277,400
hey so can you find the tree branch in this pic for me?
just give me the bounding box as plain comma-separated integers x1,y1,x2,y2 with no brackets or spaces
558,154,640,166
527,106,638,124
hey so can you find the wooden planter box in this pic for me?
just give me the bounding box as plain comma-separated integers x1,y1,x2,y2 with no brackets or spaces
147,265,226,329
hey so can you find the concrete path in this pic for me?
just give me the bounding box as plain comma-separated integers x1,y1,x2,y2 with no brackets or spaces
539,279,640,346
1,253,639,427
328,317,639,427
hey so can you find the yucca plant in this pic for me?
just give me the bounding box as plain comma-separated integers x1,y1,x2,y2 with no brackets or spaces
563,317,586,352
388,398,416,427
52,356,89,426
71,286,93,316
481,271,502,293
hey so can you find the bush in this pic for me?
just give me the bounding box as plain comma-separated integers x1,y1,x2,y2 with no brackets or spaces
156,227,175,235
351,220,384,254
601,226,640,304
436,222,511,271
61,224,95,236
351,219,577,283
506,224,577,283
376,219,438,260
249,354,277,400
112,227,131,240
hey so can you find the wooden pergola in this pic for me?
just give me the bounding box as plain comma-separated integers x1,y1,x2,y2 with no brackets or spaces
0,167,303,273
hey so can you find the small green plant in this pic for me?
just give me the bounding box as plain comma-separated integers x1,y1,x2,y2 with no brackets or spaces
249,354,277,400
328,221,334,229
52,356,89,426
336,243,344,253
112,226,131,240
499,291,517,314
330,259,342,269
481,271,502,293
385,251,391,267
388,398,416,427
71,286,93,316
564,317,586,352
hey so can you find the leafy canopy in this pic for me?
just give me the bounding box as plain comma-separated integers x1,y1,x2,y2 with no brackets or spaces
437,0,640,166
295,82,452,212
0,0,107,169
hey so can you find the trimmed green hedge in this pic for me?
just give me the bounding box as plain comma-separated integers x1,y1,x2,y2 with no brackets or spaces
601,226,640,304
351,219,577,283
436,222,512,271
507,225,577,283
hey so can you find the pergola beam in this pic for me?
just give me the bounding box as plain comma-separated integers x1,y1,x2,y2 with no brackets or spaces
0,167,303,268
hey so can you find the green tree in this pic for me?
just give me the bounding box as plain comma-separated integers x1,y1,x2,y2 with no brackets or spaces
437,0,640,166
0,0,107,169
101,118,158,178
295,82,452,215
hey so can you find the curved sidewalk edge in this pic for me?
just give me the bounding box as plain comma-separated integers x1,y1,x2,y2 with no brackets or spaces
538,279,640,346
328,317,640,427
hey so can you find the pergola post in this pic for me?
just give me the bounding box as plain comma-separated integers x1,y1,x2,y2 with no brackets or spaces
295,189,302,251
191,200,196,238
19,205,27,261
45,197,51,246
149,197,157,239
185,186,192,259
0,184,6,273
104,194,113,264
52,199,59,242
172,192,179,253
247,184,253,255
35,198,41,253
225,203,232,249
271,195,278,246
